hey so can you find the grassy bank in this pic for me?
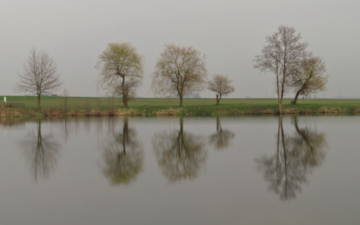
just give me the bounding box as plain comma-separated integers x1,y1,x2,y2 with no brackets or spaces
1,96,360,121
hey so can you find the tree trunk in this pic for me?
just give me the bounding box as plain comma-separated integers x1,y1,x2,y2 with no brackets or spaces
179,94,183,107
122,94,128,108
121,76,128,108
278,98,283,115
276,70,282,115
37,94,41,110
179,117,183,133
291,89,302,105
216,94,222,105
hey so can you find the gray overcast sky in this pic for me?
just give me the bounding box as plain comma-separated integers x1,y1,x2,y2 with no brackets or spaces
0,0,359,98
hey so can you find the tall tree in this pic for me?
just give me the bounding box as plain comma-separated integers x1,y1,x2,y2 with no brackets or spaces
152,44,207,106
18,49,62,109
290,55,327,104
208,74,235,105
255,26,307,113
98,43,143,107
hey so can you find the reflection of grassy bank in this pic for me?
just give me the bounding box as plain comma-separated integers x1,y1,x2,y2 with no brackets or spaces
1,96,360,121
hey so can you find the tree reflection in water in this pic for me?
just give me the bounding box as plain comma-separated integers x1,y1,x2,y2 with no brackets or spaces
256,117,327,201
20,120,60,181
102,118,143,185
209,117,235,150
153,118,207,182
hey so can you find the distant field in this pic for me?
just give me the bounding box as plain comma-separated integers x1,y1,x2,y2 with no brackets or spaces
1,96,360,118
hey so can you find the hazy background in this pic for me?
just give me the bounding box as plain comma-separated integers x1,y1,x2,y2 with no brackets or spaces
0,0,359,98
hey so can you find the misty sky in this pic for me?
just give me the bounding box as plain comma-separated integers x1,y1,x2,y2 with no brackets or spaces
0,0,359,98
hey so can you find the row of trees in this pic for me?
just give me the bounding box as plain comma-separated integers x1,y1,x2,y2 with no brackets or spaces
17,45,234,108
98,43,235,107
17,25,326,110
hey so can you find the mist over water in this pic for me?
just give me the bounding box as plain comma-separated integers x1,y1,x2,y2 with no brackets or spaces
0,116,359,224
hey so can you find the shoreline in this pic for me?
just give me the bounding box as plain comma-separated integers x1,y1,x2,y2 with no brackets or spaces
1,104,360,123
1,97,360,124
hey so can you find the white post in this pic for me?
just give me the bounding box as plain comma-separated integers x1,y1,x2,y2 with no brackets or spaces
3,96,7,104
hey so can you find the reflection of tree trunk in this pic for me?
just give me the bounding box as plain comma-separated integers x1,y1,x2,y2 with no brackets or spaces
179,117,183,134
216,116,223,137
176,118,192,160
37,120,41,145
276,117,289,199
64,118,69,141
216,116,222,133
177,118,184,157
34,120,42,181
122,118,129,153
293,117,314,152
279,117,288,199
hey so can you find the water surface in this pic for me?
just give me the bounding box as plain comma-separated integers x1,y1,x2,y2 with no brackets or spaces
0,116,359,225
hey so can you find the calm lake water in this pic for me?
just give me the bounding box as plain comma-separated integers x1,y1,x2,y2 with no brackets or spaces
0,116,359,225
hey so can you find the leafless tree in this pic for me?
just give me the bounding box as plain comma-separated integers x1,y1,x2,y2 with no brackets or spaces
152,44,207,106
208,74,235,105
18,49,62,109
255,26,307,113
98,43,143,107
290,55,327,104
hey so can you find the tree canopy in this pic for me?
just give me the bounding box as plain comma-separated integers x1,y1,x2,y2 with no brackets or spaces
98,43,143,107
152,44,207,106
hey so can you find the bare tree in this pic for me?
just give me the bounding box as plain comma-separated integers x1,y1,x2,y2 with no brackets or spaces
255,26,307,113
98,43,143,107
18,49,62,109
290,55,327,104
152,44,207,106
208,74,235,105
